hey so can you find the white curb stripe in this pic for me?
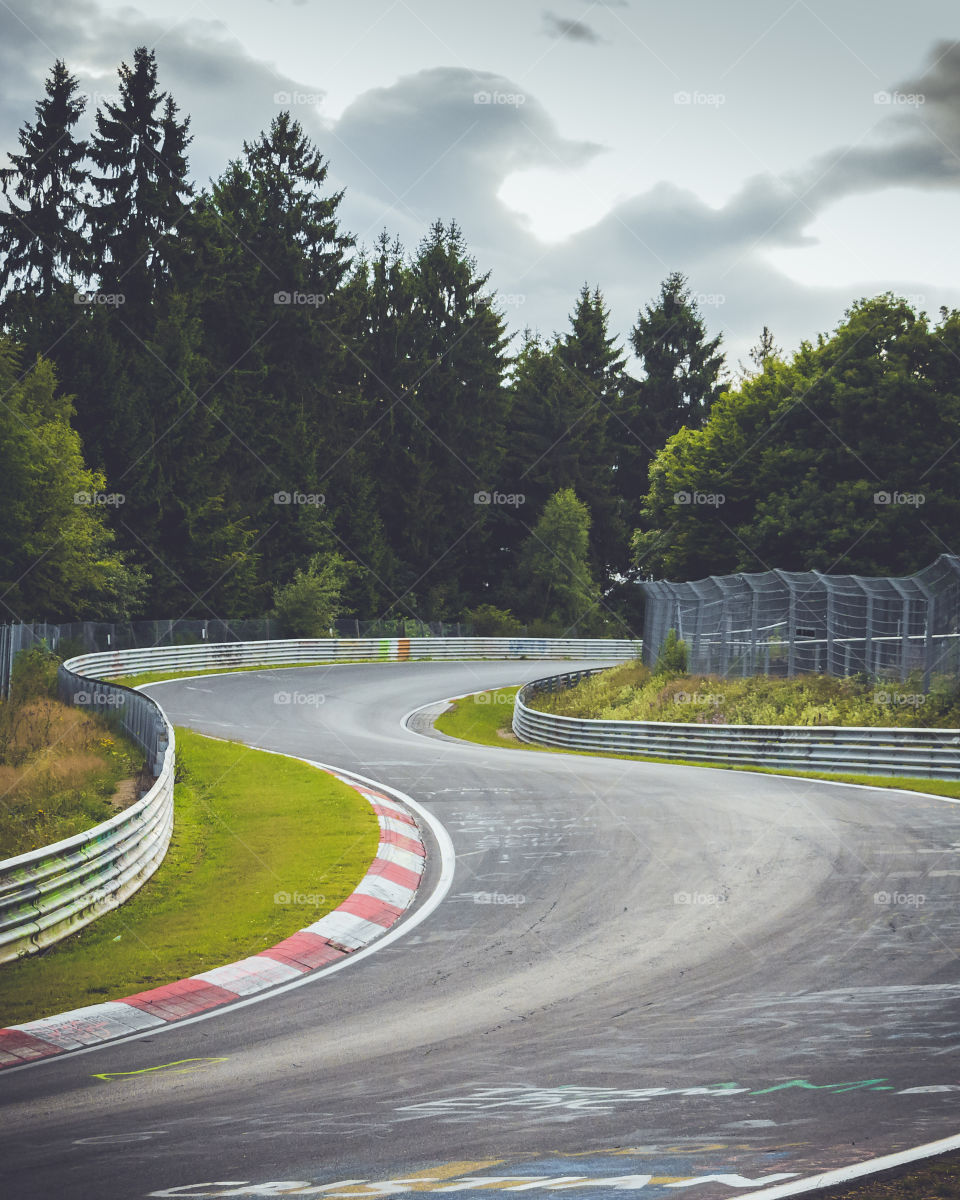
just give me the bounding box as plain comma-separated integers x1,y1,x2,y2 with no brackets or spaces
378,814,417,836
305,911,387,948
374,844,426,874
193,956,303,995
354,875,417,908
14,1001,165,1047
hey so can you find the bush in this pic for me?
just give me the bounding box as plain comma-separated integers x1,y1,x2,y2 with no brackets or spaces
654,628,688,676
8,642,59,706
271,553,352,638
462,604,525,636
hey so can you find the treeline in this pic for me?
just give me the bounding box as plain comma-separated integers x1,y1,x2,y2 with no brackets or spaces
1,50,957,632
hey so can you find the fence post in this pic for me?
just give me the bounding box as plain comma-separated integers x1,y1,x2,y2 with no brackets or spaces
822,575,835,677
786,577,797,677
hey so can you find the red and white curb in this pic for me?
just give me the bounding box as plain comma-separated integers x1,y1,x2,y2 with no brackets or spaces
0,773,426,1069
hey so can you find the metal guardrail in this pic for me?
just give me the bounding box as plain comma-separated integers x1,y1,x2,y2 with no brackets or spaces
0,669,174,963
64,637,641,680
0,638,638,962
513,672,960,780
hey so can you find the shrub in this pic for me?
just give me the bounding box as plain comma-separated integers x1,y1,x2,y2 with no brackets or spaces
654,628,688,676
462,604,524,636
271,553,352,638
8,642,59,706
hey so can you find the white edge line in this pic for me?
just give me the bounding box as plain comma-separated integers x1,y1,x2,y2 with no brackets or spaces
737,1130,960,1199
1,757,455,1076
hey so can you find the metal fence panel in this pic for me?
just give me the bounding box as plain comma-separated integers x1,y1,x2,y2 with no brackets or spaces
639,555,960,688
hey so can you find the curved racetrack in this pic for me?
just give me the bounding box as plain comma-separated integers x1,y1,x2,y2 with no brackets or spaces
3,660,960,1200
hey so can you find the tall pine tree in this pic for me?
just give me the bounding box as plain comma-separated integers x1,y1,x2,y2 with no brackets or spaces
627,271,725,441
370,220,510,617
190,113,355,591
0,61,88,311
86,47,192,321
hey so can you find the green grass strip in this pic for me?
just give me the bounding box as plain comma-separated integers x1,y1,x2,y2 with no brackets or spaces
0,729,378,1026
435,688,960,802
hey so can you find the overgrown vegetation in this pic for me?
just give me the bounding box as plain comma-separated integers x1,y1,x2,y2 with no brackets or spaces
0,645,142,858
654,628,687,676
0,728,379,1025
528,660,960,728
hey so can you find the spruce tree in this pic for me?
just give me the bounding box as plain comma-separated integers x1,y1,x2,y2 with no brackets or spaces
193,114,355,589
617,272,726,550
0,60,89,306
628,271,725,441
86,47,192,319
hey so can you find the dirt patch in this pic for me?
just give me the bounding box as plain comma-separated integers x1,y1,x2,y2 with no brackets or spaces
108,765,154,811
497,725,521,743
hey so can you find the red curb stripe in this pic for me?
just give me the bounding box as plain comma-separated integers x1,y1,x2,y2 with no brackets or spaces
379,828,426,856
337,892,405,927
368,858,423,890
122,978,238,1021
371,803,416,826
258,931,346,972
0,1028,61,1065
0,775,426,1070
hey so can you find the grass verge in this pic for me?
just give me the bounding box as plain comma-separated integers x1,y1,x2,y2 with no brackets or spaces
0,729,378,1026
530,659,960,728
0,698,143,858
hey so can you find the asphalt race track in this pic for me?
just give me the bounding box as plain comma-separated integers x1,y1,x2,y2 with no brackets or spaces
3,660,960,1200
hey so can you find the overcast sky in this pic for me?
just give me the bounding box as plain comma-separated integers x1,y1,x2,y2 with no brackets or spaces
2,0,959,368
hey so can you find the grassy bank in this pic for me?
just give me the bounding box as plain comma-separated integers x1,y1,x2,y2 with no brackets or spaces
435,687,960,803
529,660,960,728
0,729,378,1026
0,695,143,859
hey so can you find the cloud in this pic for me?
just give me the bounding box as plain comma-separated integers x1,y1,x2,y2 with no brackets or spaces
740,38,960,219
542,12,603,43
889,39,960,176
330,67,603,248
0,0,326,185
0,1,958,368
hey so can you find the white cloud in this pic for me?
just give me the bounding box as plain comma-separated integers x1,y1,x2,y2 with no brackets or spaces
1,1,958,366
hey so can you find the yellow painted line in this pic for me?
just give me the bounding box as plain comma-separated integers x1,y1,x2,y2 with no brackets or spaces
92,1057,228,1081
